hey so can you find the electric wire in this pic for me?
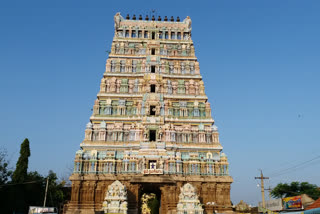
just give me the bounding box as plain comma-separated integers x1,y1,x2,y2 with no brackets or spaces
265,154,320,177
269,155,320,178
0,179,44,188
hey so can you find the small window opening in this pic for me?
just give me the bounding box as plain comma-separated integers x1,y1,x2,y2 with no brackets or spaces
151,48,155,55
125,30,129,38
152,32,155,40
132,31,136,38
165,32,169,39
177,32,181,40
144,31,148,38
149,160,157,168
150,84,156,93
149,130,156,141
151,65,155,73
159,32,163,39
171,32,175,39
150,106,156,115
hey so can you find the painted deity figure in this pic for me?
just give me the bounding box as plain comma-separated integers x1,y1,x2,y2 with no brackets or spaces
155,105,161,115
199,81,205,95
190,62,195,74
137,101,142,115
128,79,134,93
93,99,99,115
185,81,189,94
169,62,174,74
115,43,120,54
144,129,149,140
167,80,172,94
172,81,178,94
100,78,106,93
159,157,164,169
142,158,146,170
133,79,139,93
106,79,110,92
195,81,199,95
114,12,121,29
116,79,121,93
85,129,92,141
158,127,163,141
184,16,192,30
110,77,117,92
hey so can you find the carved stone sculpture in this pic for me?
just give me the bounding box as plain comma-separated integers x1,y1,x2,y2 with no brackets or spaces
102,180,128,214
183,16,192,30
176,183,203,214
114,13,122,30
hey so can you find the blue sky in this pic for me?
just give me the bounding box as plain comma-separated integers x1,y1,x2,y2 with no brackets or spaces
1,0,320,206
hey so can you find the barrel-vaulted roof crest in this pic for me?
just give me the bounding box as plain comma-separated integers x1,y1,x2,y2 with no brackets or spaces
114,12,192,32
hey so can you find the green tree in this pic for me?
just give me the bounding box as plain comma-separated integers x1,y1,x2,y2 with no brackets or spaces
46,170,65,208
12,138,30,183
0,148,13,213
24,171,46,207
148,195,160,214
271,181,320,200
0,140,71,213
0,148,12,185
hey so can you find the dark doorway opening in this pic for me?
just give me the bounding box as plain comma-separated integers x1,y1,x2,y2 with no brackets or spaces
149,130,156,141
151,48,155,55
151,65,155,73
150,106,156,115
150,84,156,93
139,184,161,214
152,32,155,40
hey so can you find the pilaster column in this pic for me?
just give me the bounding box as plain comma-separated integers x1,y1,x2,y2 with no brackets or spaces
160,185,178,214
70,181,81,202
127,183,141,214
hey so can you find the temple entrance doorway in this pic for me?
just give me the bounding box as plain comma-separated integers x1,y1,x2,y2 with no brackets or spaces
139,184,161,214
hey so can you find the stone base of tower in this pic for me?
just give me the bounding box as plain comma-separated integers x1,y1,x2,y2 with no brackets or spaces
64,174,233,214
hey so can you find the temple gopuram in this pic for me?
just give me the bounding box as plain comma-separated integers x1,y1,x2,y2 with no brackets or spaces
65,13,233,214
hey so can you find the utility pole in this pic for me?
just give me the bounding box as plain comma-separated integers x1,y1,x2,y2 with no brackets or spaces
43,177,49,207
255,170,269,209
265,186,272,199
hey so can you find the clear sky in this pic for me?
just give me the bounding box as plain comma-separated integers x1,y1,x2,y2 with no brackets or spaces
1,0,320,206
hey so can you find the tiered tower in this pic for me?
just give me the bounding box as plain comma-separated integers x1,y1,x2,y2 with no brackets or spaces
66,13,233,214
